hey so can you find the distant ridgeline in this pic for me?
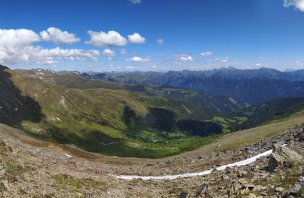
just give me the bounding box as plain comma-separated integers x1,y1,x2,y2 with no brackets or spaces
83,67,304,105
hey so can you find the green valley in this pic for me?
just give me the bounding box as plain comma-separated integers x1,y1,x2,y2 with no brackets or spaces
2,65,304,158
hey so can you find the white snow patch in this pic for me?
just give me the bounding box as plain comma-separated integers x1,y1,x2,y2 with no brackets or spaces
59,96,68,110
113,144,287,181
182,105,191,114
64,153,72,158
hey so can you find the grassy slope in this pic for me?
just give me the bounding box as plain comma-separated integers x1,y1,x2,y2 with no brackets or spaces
240,97,304,128
44,71,246,132
6,69,223,158
176,108,304,158
1,106,304,161
7,68,304,158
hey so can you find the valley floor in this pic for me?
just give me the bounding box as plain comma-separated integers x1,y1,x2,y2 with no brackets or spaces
0,121,303,197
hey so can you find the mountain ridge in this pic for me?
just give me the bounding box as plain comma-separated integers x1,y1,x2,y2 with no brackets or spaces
82,67,304,104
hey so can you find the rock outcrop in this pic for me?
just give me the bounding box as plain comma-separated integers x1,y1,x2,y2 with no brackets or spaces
299,131,304,142
268,144,303,172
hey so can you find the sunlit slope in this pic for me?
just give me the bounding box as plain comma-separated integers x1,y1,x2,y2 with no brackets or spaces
1,67,223,158
179,108,304,158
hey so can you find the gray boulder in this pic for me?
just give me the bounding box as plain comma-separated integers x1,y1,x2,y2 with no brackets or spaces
268,144,303,172
299,132,304,141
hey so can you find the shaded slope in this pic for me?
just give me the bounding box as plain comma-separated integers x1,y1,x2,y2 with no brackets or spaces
241,97,304,129
0,65,44,125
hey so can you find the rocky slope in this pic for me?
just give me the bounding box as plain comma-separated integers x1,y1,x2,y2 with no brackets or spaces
0,122,303,197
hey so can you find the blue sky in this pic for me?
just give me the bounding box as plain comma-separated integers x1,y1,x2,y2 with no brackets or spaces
0,0,304,71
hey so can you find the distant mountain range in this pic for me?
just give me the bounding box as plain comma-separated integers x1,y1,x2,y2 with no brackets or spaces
81,67,304,104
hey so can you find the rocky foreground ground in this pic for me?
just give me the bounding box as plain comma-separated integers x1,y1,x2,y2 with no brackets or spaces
0,123,303,197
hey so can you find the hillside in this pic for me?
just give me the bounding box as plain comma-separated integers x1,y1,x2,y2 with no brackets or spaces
240,97,304,129
20,69,246,116
1,66,304,197
5,66,304,158
1,66,228,158
0,112,303,197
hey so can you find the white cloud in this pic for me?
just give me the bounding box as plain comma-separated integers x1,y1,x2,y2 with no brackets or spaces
129,0,141,4
0,28,99,65
200,51,213,57
29,47,100,64
284,0,304,12
1,46,99,65
128,32,146,44
207,57,229,63
127,56,151,62
176,54,193,62
257,56,278,60
40,27,80,44
156,39,164,45
102,48,116,60
0,28,40,48
120,48,127,55
86,30,127,47
220,57,229,63
296,60,304,66
126,66,136,69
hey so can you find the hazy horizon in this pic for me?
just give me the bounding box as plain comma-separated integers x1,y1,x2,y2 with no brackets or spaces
6,64,303,73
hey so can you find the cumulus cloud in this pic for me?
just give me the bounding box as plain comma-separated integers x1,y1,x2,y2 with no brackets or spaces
0,28,99,65
129,0,142,4
284,0,304,11
1,46,99,65
40,27,80,44
128,32,146,44
201,51,213,57
176,54,193,62
102,48,116,60
86,30,127,47
27,47,99,64
127,56,151,62
0,28,40,47
156,39,164,45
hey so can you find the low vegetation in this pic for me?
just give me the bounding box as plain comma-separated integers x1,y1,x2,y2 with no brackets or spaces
2,66,304,158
